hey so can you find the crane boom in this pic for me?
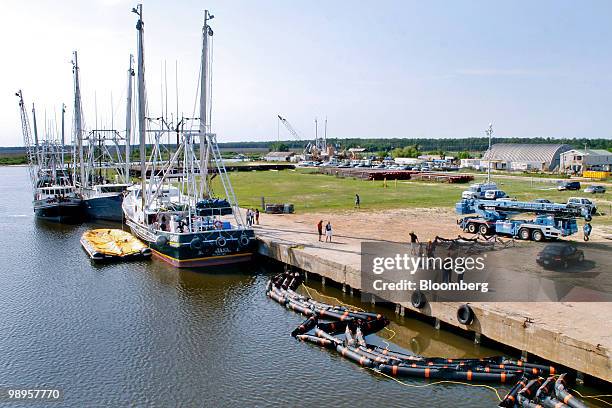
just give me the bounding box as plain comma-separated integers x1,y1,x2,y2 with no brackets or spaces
456,198,590,220
277,115,302,140
15,90,36,187
456,198,592,241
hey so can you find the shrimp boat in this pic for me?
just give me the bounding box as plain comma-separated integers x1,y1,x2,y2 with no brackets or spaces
33,172,83,222
122,5,255,267
71,51,132,221
16,91,84,223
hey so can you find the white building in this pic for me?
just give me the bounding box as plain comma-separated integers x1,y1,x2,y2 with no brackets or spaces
264,151,295,162
559,149,612,174
460,158,481,169
394,157,423,165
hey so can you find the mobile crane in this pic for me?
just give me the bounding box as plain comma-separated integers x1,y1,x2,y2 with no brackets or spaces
455,198,592,241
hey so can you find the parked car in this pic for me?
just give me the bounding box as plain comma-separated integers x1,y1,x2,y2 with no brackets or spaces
534,198,552,204
584,185,606,194
483,190,508,200
461,183,498,199
557,181,581,191
536,243,584,269
567,197,597,215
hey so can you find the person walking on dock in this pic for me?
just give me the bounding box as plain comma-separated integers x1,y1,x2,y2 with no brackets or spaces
317,220,323,241
246,209,252,227
325,221,333,243
354,193,360,208
255,208,260,225
426,239,436,258
409,231,419,255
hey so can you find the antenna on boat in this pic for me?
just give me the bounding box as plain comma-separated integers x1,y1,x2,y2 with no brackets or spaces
175,59,179,136
134,3,147,213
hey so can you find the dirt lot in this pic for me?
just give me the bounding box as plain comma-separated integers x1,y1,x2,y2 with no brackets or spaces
263,207,612,244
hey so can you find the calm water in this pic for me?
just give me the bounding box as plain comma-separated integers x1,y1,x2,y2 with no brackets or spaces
0,166,594,407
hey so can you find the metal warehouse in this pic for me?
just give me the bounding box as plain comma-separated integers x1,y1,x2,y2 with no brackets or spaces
481,143,572,171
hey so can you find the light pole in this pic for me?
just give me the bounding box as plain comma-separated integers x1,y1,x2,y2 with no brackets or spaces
486,123,493,183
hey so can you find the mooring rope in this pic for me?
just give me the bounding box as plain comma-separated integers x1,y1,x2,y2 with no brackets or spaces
366,366,504,402
301,284,366,312
570,389,612,406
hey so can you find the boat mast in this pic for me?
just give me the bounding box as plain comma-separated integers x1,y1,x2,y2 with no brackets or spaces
61,103,66,167
72,51,86,189
134,4,147,212
199,9,213,198
125,54,135,182
32,103,41,167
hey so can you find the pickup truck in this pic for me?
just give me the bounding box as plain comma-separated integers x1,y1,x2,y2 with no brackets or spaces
461,183,498,199
567,197,597,215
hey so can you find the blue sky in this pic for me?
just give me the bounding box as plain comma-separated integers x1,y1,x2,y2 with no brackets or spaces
1,0,611,146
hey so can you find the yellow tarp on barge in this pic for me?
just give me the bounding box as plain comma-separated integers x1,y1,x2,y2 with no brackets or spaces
81,229,151,261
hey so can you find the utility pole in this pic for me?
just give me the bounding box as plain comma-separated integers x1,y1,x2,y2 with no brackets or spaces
486,123,493,184
314,117,318,153
324,117,328,152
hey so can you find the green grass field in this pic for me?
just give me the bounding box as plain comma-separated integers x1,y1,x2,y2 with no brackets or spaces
210,169,612,224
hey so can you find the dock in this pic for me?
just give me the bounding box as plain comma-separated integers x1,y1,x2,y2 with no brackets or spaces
254,214,612,383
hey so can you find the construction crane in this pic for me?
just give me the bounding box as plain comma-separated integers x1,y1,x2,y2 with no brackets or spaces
277,114,316,158
455,198,592,241
277,115,301,140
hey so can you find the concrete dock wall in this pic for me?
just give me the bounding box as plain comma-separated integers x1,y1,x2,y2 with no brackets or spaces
257,236,611,383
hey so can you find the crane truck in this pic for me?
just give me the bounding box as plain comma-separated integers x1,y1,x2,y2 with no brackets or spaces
455,198,592,241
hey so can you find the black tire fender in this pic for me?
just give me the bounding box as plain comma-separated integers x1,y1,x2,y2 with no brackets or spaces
457,304,474,325
411,290,427,309
156,235,168,247
190,237,203,251
216,236,227,247
239,235,250,247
